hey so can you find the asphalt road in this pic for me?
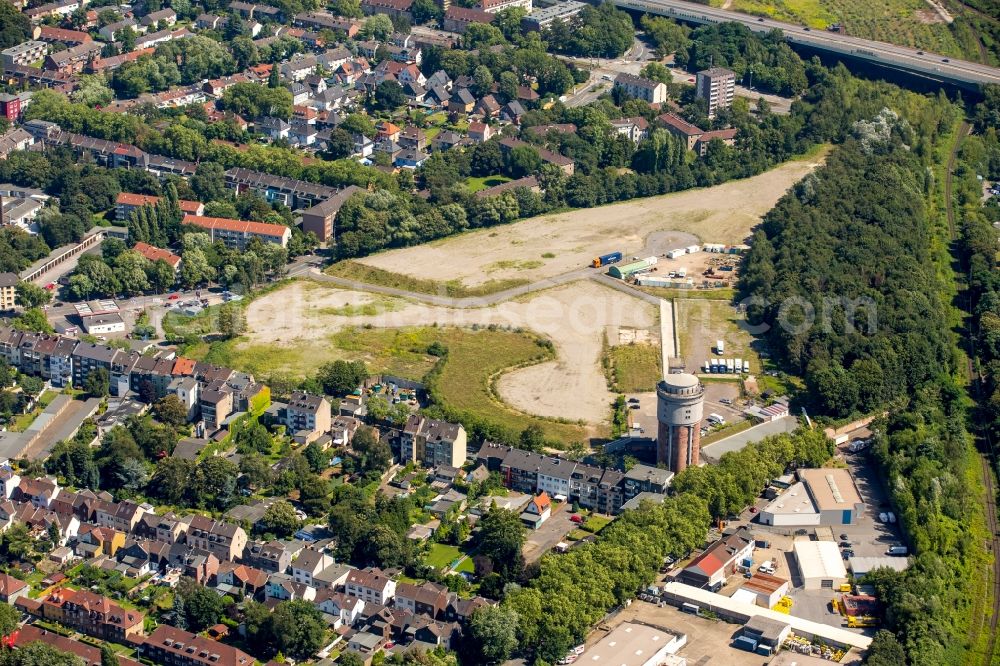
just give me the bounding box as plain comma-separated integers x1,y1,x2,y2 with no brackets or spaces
614,0,1000,87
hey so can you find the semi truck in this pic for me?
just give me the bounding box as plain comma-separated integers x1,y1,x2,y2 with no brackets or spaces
592,252,622,268
716,339,725,354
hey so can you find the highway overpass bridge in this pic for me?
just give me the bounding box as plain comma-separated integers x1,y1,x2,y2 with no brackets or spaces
612,0,1000,90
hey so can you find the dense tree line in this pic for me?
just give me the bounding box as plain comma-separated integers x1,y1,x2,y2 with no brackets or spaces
741,105,958,416
742,87,990,665
675,22,809,96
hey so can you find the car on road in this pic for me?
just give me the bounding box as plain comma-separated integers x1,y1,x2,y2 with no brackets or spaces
720,398,732,405
630,404,640,409
168,293,179,300
601,74,612,81
748,506,758,514
758,17,764,21
628,397,640,403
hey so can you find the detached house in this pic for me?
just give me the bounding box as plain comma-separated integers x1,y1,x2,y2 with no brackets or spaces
395,581,449,618
520,491,551,529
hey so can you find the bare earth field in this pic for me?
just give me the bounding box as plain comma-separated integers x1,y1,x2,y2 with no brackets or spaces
356,156,824,288
243,280,657,424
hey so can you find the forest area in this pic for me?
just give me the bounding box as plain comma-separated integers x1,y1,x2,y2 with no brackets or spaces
741,82,994,665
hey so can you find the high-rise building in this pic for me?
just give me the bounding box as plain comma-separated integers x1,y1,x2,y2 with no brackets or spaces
696,67,736,119
656,374,705,473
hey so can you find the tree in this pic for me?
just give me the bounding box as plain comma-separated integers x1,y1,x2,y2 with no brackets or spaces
150,458,194,505
14,282,51,309
866,630,906,666
341,113,377,139
269,600,327,660
73,75,115,108
375,80,405,111
153,395,189,429
217,303,247,339
261,500,300,538
519,424,545,451
338,653,364,666
0,602,18,638
316,359,368,396
184,586,223,632
472,65,494,97
100,644,117,666
508,145,542,178
13,308,52,334
363,13,394,40
476,506,525,581
191,162,227,202
84,368,110,398
0,0,30,50
411,0,441,24
352,426,391,473
323,127,354,159
468,604,519,663
179,247,215,288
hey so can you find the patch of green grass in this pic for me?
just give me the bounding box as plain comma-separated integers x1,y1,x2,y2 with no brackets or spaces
424,543,463,570
198,315,589,443
701,419,754,446
316,297,402,317
10,390,58,433
605,344,661,393
638,286,736,301
325,261,530,298
466,175,512,193
454,556,475,574
486,259,543,272
582,515,612,533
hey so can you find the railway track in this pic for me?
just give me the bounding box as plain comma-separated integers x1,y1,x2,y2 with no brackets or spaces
946,120,1000,664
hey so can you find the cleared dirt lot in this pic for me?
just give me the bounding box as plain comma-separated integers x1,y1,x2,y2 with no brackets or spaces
676,298,760,374
243,280,657,424
357,156,824,287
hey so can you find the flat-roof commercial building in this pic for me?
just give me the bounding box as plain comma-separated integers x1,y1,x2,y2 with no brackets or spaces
792,539,847,590
660,581,872,650
733,572,789,609
759,467,865,527
182,214,291,249
579,622,687,666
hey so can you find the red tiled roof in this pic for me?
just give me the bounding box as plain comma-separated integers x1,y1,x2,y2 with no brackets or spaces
132,241,181,269
657,112,703,136
0,573,27,597
182,214,290,240
172,357,196,376
116,192,202,214
698,128,738,142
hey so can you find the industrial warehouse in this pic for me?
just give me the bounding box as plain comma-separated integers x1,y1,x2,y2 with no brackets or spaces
759,468,867,527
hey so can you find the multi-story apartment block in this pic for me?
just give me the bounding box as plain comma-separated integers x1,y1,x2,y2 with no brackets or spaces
1,41,47,68
613,73,667,105
345,567,396,605
0,273,16,311
285,391,332,437
243,540,294,574
182,214,291,249
185,516,247,562
477,0,531,13
96,500,148,534
141,625,254,666
38,588,144,643
696,67,736,119
477,443,639,514
400,415,467,468
290,547,336,587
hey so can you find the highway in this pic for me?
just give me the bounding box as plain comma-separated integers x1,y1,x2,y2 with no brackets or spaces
612,0,1000,89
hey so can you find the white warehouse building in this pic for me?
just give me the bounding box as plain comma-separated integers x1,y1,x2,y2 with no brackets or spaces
759,467,866,527
793,539,847,590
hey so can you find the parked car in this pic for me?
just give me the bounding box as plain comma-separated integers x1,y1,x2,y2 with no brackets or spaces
570,515,584,524
839,540,852,548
